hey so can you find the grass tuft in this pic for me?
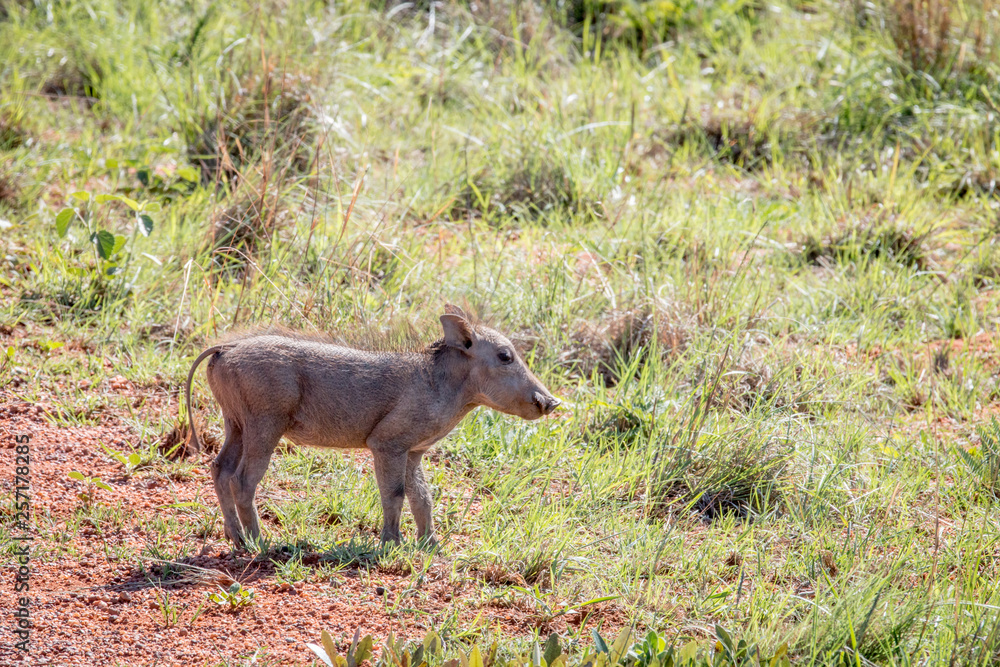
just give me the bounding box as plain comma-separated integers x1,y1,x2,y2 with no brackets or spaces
654,430,791,521
664,102,800,171
449,139,595,224
186,70,315,187
887,0,999,94
209,194,289,278
0,163,20,209
571,306,686,386
39,50,102,102
0,111,27,151
157,423,201,460
800,220,933,269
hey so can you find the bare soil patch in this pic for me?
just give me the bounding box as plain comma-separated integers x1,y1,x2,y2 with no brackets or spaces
0,390,624,666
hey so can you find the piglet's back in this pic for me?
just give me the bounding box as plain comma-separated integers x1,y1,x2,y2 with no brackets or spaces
207,335,421,442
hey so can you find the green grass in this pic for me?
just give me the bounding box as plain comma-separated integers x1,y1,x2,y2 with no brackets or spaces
2,0,1000,664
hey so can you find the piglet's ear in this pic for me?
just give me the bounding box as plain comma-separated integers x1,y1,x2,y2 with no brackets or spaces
441,314,476,351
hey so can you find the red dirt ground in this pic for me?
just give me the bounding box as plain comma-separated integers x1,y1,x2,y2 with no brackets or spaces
0,391,624,667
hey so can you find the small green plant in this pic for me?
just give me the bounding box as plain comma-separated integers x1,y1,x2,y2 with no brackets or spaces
509,585,617,626
53,185,160,305
273,553,310,585
956,418,1000,498
155,589,182,628
67,471,112,507
625,627,790,667
101,444,145,475
208,582,256,612
0,345,14,373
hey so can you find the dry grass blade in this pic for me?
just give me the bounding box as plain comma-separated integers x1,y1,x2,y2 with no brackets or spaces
142,558,238,589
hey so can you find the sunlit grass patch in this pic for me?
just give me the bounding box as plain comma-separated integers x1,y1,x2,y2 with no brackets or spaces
3,0,1000,660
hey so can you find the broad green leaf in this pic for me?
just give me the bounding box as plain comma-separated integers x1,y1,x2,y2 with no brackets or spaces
346,627,361,667
142,201,161,213
609,628,631,665
56,208,74,237
105,265,121,276
354,636,373,665
68,471,86,481
5,345,13,361
678,642,697,663
105,158,119,169
127,453,141,466
119,196,140,211
94,194,117,204
94,480,113,491
715,625,734,653
71,191,90,201
543,634,561,667
307,643,335,667
593,631,609,655
92,230,115,259
139,214,154,236
580,595,618,608
423,631,441,655
321,630,338,661
177,166,199,182
111,234,128,256
770,643,789,667
469,646,483,667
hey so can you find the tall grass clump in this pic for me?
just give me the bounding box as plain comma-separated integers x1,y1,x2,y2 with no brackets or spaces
182,66,317,187
886,0,999,95
653,425,792,521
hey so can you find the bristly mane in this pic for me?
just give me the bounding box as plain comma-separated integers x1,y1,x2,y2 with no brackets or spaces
218,325,335,345
213,319,485,356
426,338,451,360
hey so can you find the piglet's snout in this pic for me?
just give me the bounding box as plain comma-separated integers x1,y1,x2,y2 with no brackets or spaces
533,392,561,415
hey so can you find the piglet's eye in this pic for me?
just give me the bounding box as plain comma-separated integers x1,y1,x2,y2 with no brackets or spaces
497,350,513,364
